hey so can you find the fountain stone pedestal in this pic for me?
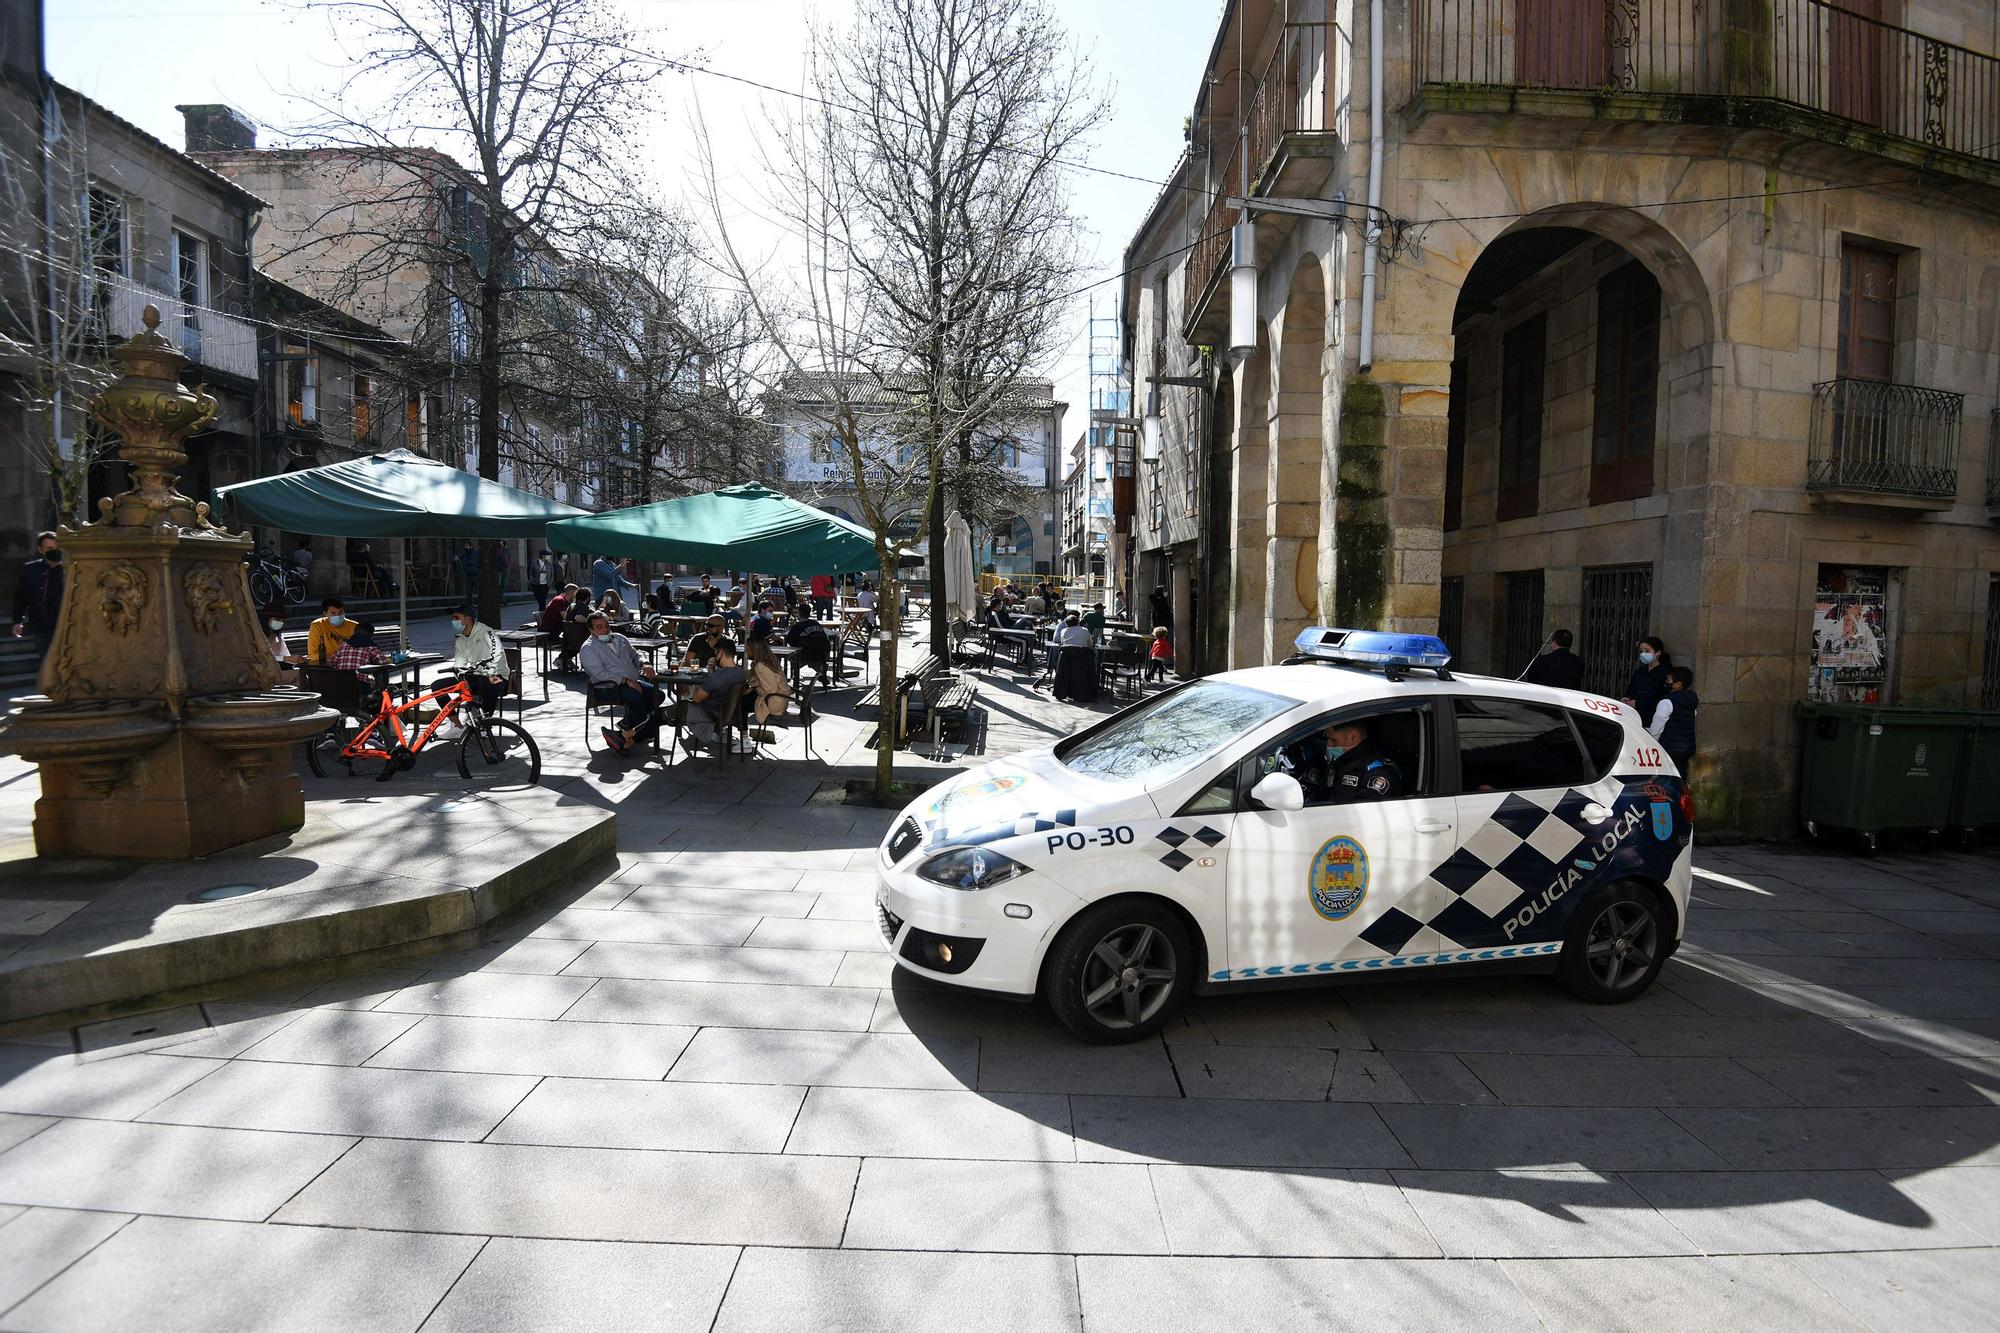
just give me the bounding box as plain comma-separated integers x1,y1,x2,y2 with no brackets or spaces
0,305,334,859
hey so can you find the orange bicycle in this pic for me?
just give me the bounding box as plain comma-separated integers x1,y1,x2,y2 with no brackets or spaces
305,676,541,787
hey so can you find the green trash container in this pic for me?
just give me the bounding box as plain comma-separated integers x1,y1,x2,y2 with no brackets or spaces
1794,702,1971,851
1947,710,2000,844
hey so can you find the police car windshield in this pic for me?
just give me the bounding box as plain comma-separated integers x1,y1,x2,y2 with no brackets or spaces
1057,680,1296,785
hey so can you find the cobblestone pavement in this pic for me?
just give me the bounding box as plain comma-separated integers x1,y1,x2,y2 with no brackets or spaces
1,618,1997,1330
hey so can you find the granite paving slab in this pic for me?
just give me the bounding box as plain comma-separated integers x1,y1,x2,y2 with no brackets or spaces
1148,1165,1441,1257
667,1027,977,1091
364,1013,697,1079
561,976,879,1031
0,1214,478,1333
785,1087,1074,1161
0,1207,132,1314
420,1236,742,1333
138,1058,538,1141
1394,1169,1701,1258
842,1158,1168,1254
712,1247,1082,1333
275,1138,858,1245
487,1077,805,1153
1499,1253,1870,1332
1075,1255,1540,1333
0,1118,354,1220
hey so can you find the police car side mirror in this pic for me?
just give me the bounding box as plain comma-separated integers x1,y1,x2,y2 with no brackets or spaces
1250,771,1305,812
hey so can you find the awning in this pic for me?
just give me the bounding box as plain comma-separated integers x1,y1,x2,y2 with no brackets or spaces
213,449,585,539
544,483,882,575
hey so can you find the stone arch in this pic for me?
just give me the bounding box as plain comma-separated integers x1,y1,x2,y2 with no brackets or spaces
1266,252,1327,660
1439,201,1718,677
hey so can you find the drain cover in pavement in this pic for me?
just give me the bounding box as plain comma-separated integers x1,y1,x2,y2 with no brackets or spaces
188,883,267,903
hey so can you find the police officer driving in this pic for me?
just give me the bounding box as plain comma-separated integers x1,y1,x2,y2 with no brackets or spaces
1285,717,1408,804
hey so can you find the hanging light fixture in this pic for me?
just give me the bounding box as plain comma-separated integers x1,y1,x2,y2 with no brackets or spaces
1228,220,1258,356
1141,383,1163,463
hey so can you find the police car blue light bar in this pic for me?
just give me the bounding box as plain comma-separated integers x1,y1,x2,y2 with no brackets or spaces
1293,627,1453,668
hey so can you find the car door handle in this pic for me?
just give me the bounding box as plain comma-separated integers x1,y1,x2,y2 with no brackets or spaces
1415,818,1451,835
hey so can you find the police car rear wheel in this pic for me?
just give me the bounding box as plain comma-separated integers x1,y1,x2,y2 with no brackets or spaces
1556,882,1668,1003
1044,900,1192,1044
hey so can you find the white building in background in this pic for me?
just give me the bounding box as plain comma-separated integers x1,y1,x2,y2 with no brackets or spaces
769,374,1067,578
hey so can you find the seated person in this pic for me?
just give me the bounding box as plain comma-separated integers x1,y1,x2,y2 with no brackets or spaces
447,609,510,715
599,589,626,622
685,575,719,617
306,596,356,665
746,633,792,726
784,613,832,679
684,640,748,754
747,598,775,643
1281,717,1409,804
683,615,737,669
541,584,576,633
1050,613,1097,704
559,586,596,670
328,619,393,678
580,611,663,756
263,600,303,686
1082,602,1107,642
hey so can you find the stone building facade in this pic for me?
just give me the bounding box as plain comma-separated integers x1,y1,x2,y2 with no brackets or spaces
1124,0,2000,835
771,375,1066,580
0,69,263,622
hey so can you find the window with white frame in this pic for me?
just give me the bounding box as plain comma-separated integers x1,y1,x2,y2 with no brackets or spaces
172,229,206,315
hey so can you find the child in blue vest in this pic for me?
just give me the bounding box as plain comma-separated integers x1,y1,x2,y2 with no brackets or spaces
1648,666,1699,777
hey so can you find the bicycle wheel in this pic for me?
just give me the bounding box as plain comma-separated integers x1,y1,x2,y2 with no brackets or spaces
304,714,357,778
284,568,307,605
249,568,278,608
457,717,541,788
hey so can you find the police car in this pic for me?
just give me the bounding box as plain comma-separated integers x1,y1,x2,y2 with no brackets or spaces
875,628,1694,1043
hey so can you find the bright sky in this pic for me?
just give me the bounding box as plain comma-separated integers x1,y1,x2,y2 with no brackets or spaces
46,0,1222,446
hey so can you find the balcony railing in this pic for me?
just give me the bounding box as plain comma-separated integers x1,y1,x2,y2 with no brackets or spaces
1185,20,1334,330
1988,409,1999,506
104,281,259,381
1807,377,1962,500
1411,0,2000,168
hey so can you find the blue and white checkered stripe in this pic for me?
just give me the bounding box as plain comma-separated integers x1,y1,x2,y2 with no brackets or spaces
1209,940,1562,983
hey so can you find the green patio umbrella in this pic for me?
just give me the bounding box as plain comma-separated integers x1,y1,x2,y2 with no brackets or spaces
214,448,586,632
544,483,883,577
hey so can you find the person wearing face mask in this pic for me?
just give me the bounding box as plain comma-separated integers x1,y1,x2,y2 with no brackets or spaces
262,599,304,685
579,611,662,756
10,531,64,662
1288,718,1406,804
307,596,356,664
446,608,510,717
1622,635,1673,724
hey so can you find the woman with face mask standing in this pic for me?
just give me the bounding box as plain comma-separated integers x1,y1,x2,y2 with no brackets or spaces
1622,635,1673,725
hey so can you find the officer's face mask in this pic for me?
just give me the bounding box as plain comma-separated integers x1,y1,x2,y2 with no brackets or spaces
1326,746,1348,760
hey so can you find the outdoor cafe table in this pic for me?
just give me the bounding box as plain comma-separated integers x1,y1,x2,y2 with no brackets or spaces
351,652,448,701
987,626,1038,670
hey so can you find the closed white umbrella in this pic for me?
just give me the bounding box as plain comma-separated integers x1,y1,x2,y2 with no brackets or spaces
945,512,978,620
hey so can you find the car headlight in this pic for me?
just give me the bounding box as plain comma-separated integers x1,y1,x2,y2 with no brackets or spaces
916,846,1031,891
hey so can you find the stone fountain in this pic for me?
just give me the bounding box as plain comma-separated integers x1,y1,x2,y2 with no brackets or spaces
0,306,334,858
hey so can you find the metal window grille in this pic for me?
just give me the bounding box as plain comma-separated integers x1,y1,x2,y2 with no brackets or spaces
1982,576,2000,711
1439,575,1465,661
1581,564,1654,698
1500,571,1546,678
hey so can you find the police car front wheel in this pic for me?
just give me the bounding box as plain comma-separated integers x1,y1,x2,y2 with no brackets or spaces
1043,899,1193,1044
1556,881,1670,1003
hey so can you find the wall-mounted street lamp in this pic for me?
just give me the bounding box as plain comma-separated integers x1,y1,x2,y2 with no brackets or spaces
1228,220,1258,356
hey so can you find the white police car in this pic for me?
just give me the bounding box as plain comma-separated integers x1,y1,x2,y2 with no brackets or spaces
875,628,1694,1042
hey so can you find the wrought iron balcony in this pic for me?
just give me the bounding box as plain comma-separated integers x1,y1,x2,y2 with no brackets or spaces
1807,377,1961,503
1411,0,2000,176
1182,19,1337,341
1988,409,2000,507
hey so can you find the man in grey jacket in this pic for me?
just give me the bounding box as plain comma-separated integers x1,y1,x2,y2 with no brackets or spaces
580,611,662,755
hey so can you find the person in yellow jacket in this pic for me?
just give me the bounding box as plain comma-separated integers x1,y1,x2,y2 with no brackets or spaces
306,596,356,664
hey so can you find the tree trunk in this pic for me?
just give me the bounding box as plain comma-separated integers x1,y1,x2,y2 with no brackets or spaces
876,562,900,802
927,472,948,652
476,272,503,627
